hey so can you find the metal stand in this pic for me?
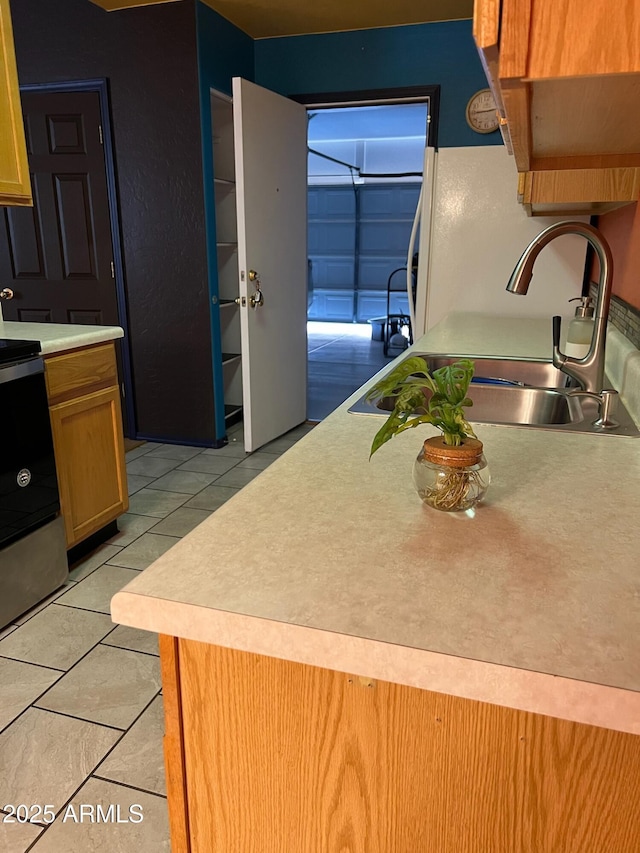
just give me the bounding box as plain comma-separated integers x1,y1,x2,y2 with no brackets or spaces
383,267,416,357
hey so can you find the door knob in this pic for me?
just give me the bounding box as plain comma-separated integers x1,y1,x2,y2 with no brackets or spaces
0,287,14,300
249,290,264,309
247,270,263,308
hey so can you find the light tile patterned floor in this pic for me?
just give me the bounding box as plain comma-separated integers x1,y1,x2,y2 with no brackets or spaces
0,421,313,852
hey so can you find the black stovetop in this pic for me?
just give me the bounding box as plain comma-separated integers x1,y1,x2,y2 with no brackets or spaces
0,338,41,366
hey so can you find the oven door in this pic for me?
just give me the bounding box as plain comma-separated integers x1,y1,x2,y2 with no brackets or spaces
0,358,60,549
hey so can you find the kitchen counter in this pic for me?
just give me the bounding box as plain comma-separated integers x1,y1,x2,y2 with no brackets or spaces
0,320,124,354
111,312,640,736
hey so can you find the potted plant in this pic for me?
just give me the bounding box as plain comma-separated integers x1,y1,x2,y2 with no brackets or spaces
366,357,490,512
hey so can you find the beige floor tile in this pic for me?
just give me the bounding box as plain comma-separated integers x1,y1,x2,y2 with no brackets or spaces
107,513,159,547
127,474,155,496
102,625,159,657
14,581,75,624
125,444,153,462
0,623,18,640
211,466,262,488
144,443,203,461
184,484,239,511
0,605,114,670
127,489,190,519
0,658,61,732
0,813,43,851
284,423,316,439
150,507,211,537
236,451,277,471
29,777,170,852
260,436,298,454
0,707,119,812
146,469,219,494
36,645,162,730
200,441,246,458
126,456,177,478
98,696,165,795
69,544,124,582
176,453,239,474
106,533,180,571
56,565,140,614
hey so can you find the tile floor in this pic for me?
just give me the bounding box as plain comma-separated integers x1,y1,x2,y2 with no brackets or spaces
0,420,314,852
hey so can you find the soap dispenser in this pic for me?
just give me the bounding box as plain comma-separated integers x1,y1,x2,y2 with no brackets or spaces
565,296,595,359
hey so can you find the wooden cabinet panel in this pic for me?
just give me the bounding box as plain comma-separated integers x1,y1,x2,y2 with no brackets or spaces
522,167,640,216
0,0,31,206
49,384,128,547
473,0,640,212
46,342,127,548
527,0,640,80
166,639,640,853
45,342,118,405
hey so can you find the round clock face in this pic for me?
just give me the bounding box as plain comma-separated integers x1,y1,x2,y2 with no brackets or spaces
466,89,499,134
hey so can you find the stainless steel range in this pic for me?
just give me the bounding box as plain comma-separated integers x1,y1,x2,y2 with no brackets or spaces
0,338,68,628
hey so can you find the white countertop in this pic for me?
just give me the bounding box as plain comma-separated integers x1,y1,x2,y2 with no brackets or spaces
111,313,640,735
0,321,124,354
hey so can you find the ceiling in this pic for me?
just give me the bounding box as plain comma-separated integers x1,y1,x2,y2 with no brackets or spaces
199,0,474,39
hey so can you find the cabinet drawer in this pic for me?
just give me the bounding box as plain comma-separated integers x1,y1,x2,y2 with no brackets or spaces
45,343,118,405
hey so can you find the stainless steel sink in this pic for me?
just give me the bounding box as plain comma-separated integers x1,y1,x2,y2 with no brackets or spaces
348,353,640,437
370,384,583,426
401,354,568,389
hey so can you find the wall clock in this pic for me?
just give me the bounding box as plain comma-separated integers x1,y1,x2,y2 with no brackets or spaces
465,89,499,134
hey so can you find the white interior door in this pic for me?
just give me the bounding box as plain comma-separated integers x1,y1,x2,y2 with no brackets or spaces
233,77,308,452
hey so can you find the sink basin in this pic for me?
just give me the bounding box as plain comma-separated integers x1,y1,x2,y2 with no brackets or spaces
348,353,640,437
372,384,583,426
401,354,568,389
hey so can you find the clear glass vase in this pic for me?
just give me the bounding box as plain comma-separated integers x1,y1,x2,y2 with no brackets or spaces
412,437,490,512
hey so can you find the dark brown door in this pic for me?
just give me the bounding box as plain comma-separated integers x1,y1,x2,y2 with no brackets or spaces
0,90,118,325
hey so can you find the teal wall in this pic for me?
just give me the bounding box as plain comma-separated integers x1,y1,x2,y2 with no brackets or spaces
254,20,500,148
196,1,255,441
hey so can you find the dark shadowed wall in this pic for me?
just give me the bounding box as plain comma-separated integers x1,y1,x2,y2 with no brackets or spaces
11,0,216,444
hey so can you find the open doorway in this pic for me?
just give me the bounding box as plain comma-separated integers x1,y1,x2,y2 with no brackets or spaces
300,90,436,420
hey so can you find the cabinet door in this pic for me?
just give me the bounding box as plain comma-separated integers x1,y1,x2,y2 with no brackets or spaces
0,0,31,206
49,385,128,547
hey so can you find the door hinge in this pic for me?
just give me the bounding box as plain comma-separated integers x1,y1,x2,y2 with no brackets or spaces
99,125,103,145
121,382,125,399
110,260,115,278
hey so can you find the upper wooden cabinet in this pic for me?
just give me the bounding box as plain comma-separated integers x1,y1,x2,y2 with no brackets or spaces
0,0,31,206
474,0,640,215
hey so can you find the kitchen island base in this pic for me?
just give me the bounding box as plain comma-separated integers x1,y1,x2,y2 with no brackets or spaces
160,636,640,853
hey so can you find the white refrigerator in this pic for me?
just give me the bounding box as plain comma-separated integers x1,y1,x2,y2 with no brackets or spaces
411,146,588,338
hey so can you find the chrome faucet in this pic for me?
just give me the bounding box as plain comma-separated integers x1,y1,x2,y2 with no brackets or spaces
506,221,613,394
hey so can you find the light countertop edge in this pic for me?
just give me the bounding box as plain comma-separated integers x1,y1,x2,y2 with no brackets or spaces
0,320,124,354
111,591,640,736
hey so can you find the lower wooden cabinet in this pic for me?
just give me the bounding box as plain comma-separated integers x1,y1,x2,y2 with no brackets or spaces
45,342,128,548
160,637,640,853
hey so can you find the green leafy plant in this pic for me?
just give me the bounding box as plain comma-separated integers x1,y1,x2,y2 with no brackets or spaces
366,357,476,458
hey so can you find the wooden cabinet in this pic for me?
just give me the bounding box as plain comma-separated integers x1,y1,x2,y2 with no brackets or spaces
474,0,640,214
160,636,640,852
45,342,128,548
0,0,31,206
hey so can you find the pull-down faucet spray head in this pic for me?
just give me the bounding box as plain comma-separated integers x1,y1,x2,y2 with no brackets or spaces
505,221,614,393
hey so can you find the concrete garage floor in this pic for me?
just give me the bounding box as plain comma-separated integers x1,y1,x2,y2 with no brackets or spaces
307,321,391,421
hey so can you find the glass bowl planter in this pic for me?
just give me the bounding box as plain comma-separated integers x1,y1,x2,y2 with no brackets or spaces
412,437,490,512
